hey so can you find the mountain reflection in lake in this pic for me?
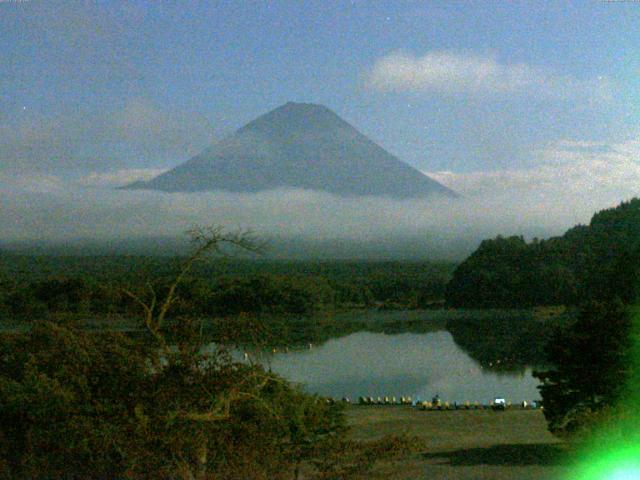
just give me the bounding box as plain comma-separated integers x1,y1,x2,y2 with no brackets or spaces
234,331,542,403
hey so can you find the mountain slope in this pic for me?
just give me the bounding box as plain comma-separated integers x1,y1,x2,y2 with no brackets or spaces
127,102,456,198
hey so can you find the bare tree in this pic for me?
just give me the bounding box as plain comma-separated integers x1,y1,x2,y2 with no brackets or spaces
123,225,264,344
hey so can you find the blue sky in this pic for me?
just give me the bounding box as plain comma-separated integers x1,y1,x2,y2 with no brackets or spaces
2,0,638,174
1,1,640,244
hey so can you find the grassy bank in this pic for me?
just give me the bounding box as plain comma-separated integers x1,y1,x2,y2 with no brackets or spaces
346,406,570,479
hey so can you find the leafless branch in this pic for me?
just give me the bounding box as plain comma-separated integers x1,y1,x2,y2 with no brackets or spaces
124,225,265,343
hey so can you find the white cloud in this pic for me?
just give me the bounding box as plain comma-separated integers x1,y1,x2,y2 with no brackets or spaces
1,136,638,248
429,138,640,196
0,173,67,195
367,51,613,101
77,168,169,187
427,136,640,227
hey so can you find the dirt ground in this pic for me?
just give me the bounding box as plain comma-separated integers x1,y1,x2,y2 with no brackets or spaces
346,406,571,480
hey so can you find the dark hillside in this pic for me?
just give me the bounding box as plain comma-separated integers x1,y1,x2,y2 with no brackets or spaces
446,198,640,308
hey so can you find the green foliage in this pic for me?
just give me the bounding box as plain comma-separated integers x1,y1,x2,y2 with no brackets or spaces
0,260,454,321
0,227,420,479
534,300,633,438
202,274,335,316
446,309,565,372
0,318,351,479
446,198,640,308
0,320,150,478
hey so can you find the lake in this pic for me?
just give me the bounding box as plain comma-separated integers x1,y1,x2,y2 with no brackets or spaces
238,330,542,404
1,309,549,405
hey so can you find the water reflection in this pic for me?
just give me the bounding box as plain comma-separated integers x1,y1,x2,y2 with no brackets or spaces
242,331,541,403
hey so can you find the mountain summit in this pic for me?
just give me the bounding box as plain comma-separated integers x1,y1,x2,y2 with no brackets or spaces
127,102,456,198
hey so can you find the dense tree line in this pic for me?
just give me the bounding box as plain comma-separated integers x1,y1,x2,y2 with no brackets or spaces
446,198,640,308
0,262,452,322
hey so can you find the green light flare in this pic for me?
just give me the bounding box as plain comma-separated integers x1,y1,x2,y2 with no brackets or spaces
610,468,640,480
572,443,640,480
568,307,640,479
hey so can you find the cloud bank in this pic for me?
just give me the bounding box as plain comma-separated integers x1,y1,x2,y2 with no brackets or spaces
367,51,613,102
1,136,638,257
435,139,640,193
77,168,169,188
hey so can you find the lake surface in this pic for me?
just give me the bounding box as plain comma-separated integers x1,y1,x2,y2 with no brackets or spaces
241,331,541,404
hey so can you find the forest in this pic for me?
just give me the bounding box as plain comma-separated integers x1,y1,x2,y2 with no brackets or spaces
445,198,640,308
0,258,453,323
